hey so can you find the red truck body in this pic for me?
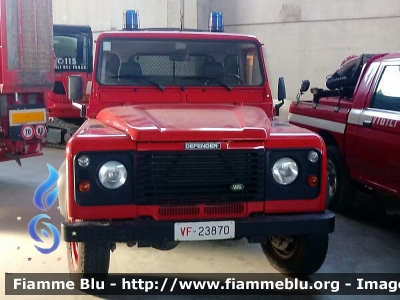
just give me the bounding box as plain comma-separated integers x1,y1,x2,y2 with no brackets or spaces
0,0,54,165
46,25,93,147
58,24,334,278
289,53,400,210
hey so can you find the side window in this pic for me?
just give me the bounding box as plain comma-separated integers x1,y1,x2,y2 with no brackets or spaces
371,65,400,112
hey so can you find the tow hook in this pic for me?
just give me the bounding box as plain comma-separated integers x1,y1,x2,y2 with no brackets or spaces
6,153,21,166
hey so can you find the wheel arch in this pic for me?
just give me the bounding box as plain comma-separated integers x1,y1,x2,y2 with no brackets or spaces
317,130,338,147
318,130,352,171
57,160,68,218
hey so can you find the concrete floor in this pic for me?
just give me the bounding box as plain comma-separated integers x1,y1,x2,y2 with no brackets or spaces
1,148,399,300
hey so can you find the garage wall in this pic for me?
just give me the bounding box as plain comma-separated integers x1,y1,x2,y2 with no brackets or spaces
53,0,400,119
200,0,400,118
53,0,198,40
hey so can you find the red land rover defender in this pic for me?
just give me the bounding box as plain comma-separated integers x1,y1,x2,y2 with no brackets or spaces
58,11,335,278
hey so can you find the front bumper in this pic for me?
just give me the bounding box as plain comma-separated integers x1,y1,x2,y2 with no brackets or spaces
62,212,335,243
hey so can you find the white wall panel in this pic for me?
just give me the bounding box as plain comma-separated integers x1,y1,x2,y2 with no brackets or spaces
203,0,400,118
53,0,198,39
53,0,400,119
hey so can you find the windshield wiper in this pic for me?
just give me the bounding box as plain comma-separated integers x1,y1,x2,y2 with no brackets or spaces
203,77,232,91
111,75,164,91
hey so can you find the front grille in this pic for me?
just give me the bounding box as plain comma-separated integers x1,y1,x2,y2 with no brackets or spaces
137,150,265,204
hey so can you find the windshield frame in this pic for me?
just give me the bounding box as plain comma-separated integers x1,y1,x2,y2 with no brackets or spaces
95,37,266,88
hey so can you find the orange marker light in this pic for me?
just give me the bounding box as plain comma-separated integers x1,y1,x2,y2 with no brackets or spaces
307,175,318,187
79,181,91,193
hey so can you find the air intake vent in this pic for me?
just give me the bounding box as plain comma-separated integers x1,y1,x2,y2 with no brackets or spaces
204,203,244,215
159,205,200,216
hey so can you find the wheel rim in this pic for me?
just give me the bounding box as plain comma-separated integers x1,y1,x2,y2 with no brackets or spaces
69,242,79,272
327,159,337,199
269,236,298,259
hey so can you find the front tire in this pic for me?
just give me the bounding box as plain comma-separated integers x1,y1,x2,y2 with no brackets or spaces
261,234,329,276
327,145,357,211
68,241,110,275
67,237,111,286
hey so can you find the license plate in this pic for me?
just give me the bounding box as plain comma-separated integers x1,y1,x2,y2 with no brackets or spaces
174,221,235,241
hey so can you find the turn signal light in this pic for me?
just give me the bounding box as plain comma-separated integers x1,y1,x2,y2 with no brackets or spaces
79,181,91,193
307,175,318,187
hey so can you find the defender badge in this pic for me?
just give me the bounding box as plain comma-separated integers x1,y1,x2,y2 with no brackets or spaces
185,142,221,150
230,183,244,191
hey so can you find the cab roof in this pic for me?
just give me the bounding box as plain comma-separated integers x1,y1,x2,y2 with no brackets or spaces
379,52,400,61
53,24,92,34
97,30,261,43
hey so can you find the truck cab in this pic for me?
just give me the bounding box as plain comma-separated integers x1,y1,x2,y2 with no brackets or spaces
58,12,334,279
289,53,400,211
46,25,93,147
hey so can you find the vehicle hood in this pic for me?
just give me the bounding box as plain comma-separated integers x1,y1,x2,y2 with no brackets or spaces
96,104,270,141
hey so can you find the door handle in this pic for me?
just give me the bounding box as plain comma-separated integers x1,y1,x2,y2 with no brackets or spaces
363,120,372,128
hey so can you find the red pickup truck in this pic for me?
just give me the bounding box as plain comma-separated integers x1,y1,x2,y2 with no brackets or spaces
289,53,400,211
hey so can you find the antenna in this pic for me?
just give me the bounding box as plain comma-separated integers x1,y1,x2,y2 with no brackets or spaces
180,0,184,31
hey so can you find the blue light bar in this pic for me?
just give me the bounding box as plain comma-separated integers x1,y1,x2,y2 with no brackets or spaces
209,11,224,32
124,10,139,31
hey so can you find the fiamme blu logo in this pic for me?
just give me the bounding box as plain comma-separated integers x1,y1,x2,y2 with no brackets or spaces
28,164,60,254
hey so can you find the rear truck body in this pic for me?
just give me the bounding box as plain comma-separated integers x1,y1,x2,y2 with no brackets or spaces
45,25,93,148
57,11,334,279
289,53,400,211
0,0,54,165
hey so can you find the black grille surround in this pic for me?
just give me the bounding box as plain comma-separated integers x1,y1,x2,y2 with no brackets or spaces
136,150,266,204
74,152,134,206
266,149,322,200
73,148,322,206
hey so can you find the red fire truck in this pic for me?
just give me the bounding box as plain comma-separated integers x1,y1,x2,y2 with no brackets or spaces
46,25,93,147
0,0,54,165
289,53,400,211
58,11,335,278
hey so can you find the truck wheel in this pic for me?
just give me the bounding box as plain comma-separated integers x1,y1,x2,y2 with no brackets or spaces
67,237,110,284
327,145,357,211
261,234,329,276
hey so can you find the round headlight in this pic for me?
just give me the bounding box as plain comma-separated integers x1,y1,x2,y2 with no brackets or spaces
272,158,298,185
78,155,90,167
307,151,319,163
98,161,127,189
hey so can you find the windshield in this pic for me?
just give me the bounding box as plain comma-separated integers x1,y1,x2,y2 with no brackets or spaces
53,28,92,72
96,38,264,87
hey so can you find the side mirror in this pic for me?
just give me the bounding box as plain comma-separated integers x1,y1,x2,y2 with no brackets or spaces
275,77,286,116
295,79,311,104
277,77,286,100
68,75,86,118
68,75,83,102
300,80,310,93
